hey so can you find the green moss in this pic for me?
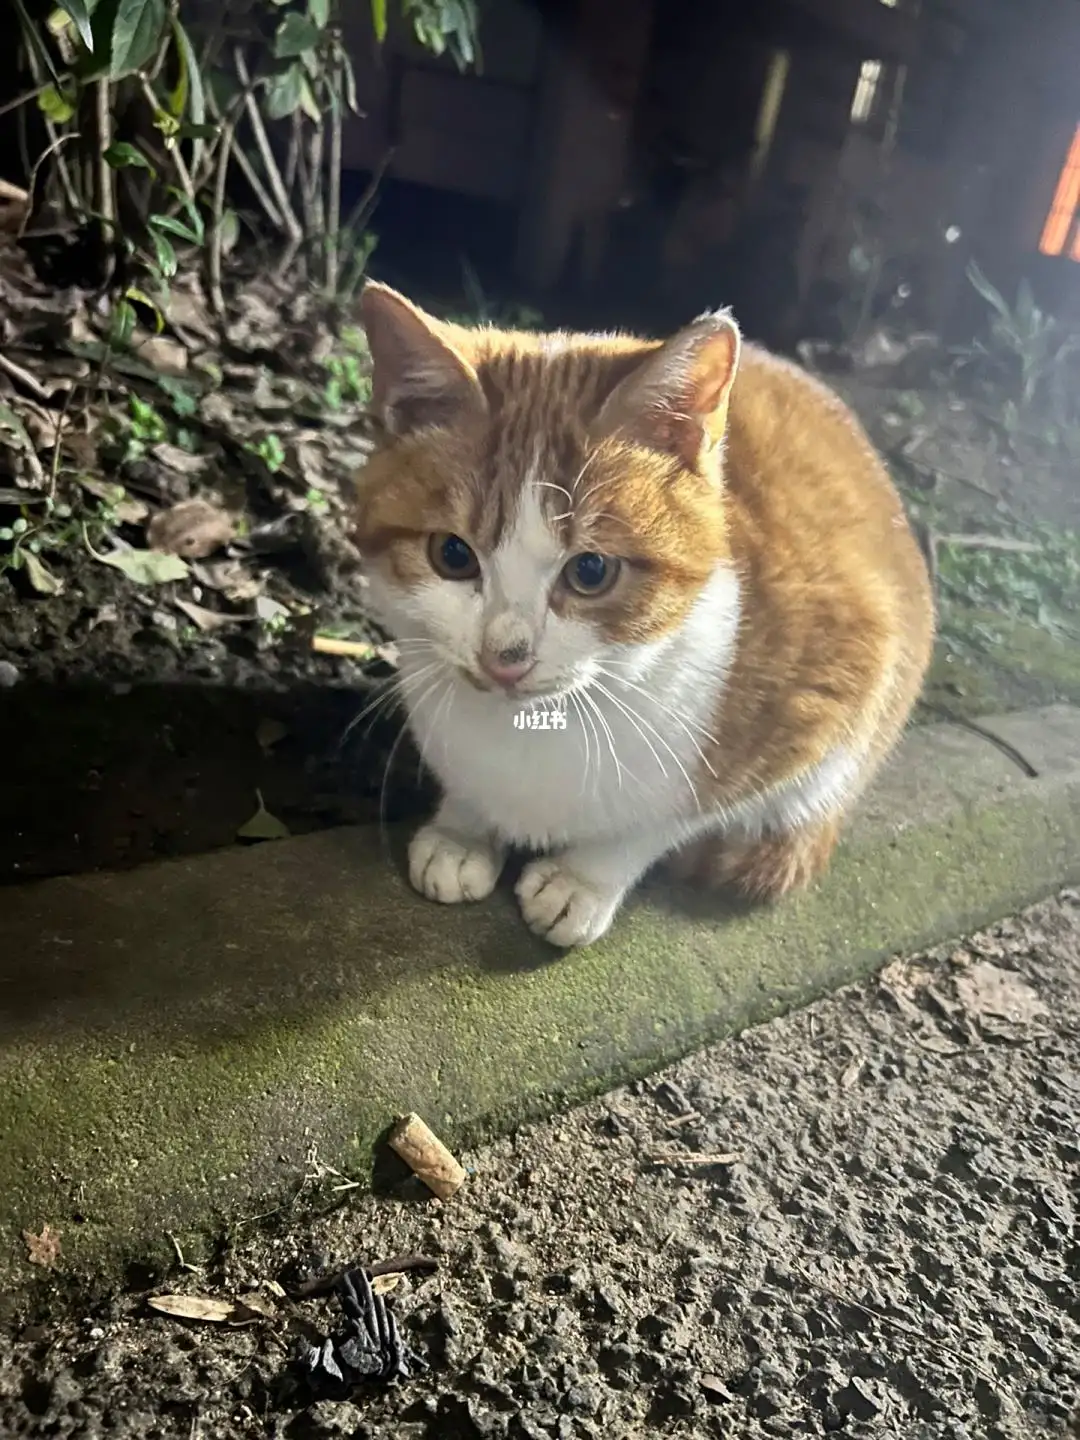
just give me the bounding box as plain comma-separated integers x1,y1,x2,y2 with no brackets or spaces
3,742,1080,1297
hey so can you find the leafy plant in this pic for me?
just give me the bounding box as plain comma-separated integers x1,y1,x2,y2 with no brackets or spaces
959,261,1080,413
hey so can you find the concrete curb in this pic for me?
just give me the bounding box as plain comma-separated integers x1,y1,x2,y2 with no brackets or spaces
3,705,1080,1293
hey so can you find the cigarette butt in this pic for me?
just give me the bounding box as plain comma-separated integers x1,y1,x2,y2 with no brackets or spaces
389,1113,466,1200
311,634,377,659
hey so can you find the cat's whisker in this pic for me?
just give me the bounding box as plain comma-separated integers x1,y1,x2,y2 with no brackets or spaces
579,684,640,792
570,689,602,800
377,669,450,854
592,680,708,808
596,667,719,784
596,662,721,749
590,681,670,782
341,660,445,751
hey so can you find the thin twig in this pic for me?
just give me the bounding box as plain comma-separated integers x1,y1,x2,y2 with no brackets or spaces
47,379,77,500
0,82,47,121
0,352,51,402
138,77,197,204
326,57,343,294
206,89,284,231
233,46,302,246
95,80,116,285
312,634,377,658
289,1254,440,1301
19,131,81,239
208,109,237,319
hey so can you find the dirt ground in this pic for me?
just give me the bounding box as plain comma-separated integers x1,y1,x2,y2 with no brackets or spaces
2,890,1077,1440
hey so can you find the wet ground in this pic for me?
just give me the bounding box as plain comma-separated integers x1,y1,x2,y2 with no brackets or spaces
3,890,1077,1440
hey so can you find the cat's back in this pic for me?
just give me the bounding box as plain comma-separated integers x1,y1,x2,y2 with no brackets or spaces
724,341,930,606
713,341,934,782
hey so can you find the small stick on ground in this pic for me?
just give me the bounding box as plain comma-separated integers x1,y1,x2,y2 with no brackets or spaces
0,352,51,402
389,1113,467,1200
289,1253,440,1301
647,1150,740,1168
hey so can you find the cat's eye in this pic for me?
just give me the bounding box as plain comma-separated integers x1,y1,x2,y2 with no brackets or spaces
429,532,480,580
563,552,620,597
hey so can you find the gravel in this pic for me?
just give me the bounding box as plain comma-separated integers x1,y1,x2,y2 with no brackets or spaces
2,892,1079,1439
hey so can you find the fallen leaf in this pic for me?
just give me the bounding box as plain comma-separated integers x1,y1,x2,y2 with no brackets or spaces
839,1056,865,1090
97,548,190,585
233,1292,278,1321
371,1273,401,1296
174,598,241,632
255,595,290,624
23,1224,62,1268
237,789,291,842
148,498,236,559
256,718,289,753
146,1293,270,1325
150,442,209,477
191,559,263,602
953,962,1048,1025
77,476,149,524
21,551,64,596
134,334,189,376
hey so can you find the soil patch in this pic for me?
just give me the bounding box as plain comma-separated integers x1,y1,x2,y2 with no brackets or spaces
2,891,1077,1438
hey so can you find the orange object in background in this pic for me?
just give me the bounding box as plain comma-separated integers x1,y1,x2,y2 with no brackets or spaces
1040,124,1080,257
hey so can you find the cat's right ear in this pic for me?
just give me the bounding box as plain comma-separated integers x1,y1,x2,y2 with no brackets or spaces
359,282,487,436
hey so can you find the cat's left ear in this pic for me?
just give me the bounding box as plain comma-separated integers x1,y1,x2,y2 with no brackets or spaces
595,311,741,472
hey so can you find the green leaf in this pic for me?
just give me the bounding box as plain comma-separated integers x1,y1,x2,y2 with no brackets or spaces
274,12,321,58
263,64,304,119
107,0,168,79
22,551,64,596
97,547,190,584
166,23,188,117
125,286,165,334
110,299,137,347
236,789,291,841
155,375,198,416
149,212,200,244
176,122,218,140
370,0,387,42
309,0,330,26
299,75,321,123
150,228,177,279
38,82,77,124
53,0,94,52
104,140,154,171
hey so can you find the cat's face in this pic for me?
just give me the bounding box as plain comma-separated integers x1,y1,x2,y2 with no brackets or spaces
353,285,741,701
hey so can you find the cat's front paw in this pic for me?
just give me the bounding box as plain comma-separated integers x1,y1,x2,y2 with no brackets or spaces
516,858,621,948
408,825,503,904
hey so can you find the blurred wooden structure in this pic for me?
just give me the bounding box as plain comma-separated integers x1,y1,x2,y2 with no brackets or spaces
341,0,1080,339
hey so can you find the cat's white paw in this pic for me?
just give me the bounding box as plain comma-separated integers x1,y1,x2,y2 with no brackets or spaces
408,825,503,904
516,858,621,948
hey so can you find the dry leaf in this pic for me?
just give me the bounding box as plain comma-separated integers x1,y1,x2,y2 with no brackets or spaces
21,551,64,596
148,1294,236,1323
23,1223,62,1267
237,789,290,842
953,963,1048,1025
148,499,236,559
371,1273,401,1296
135,334,189,376
191,559,263,602
97,547,190,585
174,598,241,632
77,476,149,524
151,443,209,477
256,718,289,753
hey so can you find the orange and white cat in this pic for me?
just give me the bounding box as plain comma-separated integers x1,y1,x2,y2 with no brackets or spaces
353,282,934,948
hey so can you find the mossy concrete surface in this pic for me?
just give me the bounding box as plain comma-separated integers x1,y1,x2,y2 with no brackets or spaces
3,705,1080,1293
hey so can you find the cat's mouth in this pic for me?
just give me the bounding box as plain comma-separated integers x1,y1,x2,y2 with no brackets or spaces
458,666,566,701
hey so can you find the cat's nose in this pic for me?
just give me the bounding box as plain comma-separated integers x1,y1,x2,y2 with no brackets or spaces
478,645,536,687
